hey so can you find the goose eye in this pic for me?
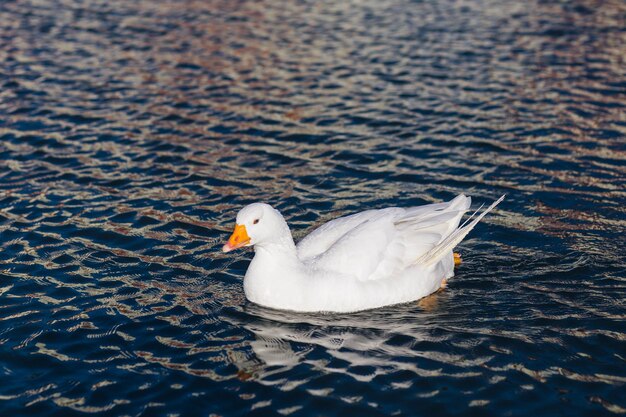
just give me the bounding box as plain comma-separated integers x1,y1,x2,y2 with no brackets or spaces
253,219,260,225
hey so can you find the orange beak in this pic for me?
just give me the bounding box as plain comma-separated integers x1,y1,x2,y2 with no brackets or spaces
223,224,251,252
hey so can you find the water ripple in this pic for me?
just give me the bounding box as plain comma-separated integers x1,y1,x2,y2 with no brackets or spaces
1,0,625,415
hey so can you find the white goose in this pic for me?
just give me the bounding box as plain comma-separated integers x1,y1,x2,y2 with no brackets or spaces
223,194,504,313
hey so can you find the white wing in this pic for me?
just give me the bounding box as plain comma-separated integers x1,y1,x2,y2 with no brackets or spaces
297,195,471,281
296,208,400,261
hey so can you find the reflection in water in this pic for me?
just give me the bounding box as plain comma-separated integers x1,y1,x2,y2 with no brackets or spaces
0,0,625,415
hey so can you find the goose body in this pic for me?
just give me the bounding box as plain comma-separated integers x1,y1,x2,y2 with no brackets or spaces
223,194,504,313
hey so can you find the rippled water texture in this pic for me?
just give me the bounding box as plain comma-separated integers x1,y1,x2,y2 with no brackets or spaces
1,0,625,415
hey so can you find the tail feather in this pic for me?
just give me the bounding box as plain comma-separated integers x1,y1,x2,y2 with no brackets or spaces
414,195,505,266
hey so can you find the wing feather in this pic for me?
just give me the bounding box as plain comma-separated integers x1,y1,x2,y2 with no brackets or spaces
296,194,472,282
302,211,399,281
297,208,401,260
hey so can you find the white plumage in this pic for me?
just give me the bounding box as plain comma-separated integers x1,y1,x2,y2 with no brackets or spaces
223,194,504,313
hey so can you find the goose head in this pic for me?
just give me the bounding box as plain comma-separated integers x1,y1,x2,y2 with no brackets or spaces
223,203,292,252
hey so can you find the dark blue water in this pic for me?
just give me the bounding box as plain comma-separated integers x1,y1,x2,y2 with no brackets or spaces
1,0,625,415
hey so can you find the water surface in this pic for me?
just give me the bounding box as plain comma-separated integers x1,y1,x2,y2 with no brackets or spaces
0,0,625,415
